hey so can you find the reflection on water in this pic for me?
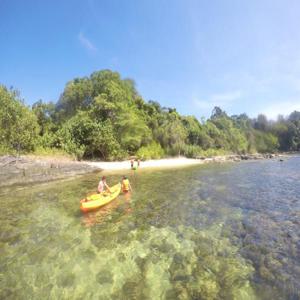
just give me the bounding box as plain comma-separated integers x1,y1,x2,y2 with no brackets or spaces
0,156,300,299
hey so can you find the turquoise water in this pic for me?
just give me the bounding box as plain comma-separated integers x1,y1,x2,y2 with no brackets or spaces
0,156,299,299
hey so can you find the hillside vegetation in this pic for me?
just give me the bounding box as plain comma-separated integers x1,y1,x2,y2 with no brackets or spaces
1,70,300,160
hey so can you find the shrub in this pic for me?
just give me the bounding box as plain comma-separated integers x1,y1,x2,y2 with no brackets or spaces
136,142,165,160
182,145,202,158
33,147,71,158
0,144,14,156
198,148,229,157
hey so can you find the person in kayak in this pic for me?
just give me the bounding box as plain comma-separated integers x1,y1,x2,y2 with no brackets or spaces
98,176,111,194
121,176,132,193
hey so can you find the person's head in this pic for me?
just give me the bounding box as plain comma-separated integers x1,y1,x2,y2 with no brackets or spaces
101,176,106,182
122,176,127,180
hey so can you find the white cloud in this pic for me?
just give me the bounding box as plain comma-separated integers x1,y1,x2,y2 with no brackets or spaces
194,90,242,110
78,31,97,52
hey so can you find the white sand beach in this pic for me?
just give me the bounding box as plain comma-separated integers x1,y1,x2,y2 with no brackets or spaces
84,153,283,172
85,157,204,171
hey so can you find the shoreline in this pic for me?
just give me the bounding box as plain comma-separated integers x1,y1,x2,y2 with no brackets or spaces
85,157,204,171
0,153,289,188
85,153,285,171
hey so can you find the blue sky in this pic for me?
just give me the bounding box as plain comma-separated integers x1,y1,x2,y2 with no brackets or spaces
1,0,300,119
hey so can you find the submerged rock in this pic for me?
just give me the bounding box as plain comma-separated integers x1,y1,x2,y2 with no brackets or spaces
1,213,256,300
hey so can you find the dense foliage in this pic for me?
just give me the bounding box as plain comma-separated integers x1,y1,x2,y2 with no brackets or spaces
0,86,39,154
1,70,300,159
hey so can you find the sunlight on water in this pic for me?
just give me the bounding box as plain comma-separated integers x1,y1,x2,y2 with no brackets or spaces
0,156,300,299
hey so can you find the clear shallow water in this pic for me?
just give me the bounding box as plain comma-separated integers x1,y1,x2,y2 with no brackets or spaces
0,157,299,299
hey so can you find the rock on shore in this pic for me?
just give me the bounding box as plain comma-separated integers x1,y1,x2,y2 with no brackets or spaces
0,156,101,188
197,153,281,163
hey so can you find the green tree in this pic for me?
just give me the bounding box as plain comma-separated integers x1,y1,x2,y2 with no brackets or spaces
115,110,152,153
254,130,279,153
3,69,299,159
0,85,39,153
56,77,93,120
254,114,268,131
58,111,123,160
32,100,56,135
156,112,187,155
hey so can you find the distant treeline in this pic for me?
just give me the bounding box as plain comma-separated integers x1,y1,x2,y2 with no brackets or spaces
1,70,300,160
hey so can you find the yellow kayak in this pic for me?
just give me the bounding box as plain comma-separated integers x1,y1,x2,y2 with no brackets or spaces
80,183,121,213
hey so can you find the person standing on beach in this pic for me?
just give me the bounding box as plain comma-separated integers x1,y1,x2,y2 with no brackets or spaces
98,176,111,193
130,159,134,169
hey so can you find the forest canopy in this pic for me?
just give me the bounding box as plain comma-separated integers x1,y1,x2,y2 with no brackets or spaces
1,70,300,160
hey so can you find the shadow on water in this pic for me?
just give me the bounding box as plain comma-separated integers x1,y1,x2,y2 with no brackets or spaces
0,157,300,299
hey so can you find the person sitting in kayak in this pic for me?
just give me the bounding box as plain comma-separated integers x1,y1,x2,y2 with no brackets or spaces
98,176,111,194
121,176,132,193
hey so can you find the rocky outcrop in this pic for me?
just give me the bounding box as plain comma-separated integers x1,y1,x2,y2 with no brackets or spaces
0,156,101,188
197,153,281,163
